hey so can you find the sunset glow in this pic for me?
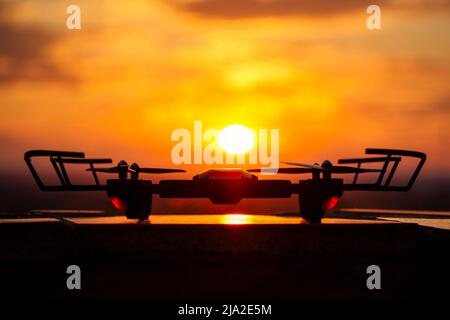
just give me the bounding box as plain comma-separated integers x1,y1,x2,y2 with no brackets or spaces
0,0,449,212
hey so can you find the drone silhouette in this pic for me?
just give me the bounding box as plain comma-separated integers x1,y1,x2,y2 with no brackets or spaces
25,148,426,223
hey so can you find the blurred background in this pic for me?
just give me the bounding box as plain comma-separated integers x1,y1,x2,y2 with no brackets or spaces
0,0,449,214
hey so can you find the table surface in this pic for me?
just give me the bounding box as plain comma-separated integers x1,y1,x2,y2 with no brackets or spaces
1,209,449,229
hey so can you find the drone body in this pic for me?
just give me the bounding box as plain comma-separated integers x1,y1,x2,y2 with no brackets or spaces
24,148,426,223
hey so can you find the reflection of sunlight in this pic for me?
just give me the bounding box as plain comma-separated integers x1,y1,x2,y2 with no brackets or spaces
221,214,253,225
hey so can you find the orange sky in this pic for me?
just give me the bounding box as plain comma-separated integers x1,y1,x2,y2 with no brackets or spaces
1,0,449,178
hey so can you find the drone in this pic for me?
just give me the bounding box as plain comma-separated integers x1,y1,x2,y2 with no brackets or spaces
24,148,426,223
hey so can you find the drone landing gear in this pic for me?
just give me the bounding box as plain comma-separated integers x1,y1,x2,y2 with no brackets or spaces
298,179,343,224
299,198,326,224
107,180,153,222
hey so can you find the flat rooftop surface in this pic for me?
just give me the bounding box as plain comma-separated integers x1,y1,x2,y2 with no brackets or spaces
0,209,449,300
1,209,449,229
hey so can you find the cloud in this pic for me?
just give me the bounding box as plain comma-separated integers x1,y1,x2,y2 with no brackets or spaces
173,0,449,19
426,94,450,115
174,0,380,19
0,4,75,83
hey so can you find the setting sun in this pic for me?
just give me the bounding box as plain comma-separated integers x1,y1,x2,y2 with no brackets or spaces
217,125,254,155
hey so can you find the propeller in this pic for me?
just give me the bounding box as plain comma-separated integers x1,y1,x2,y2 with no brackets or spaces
86,160,128,173
128,163,186,174
249,160,382,175
247,168,314,174
282,161,382,174
283,162,323,170
87,167,119,173
87,161,186,179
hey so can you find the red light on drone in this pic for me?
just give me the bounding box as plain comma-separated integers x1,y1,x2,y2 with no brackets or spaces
111,197,128,211
322,196,340,211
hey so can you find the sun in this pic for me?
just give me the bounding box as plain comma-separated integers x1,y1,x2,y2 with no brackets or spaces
217,124,254,154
